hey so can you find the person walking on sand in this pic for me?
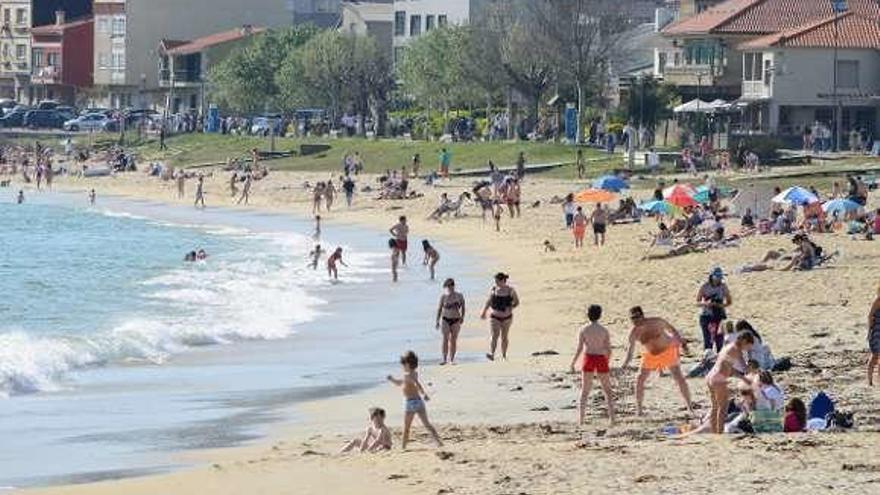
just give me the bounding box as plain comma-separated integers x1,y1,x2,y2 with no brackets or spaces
176,171,186,199
576,148,585,179
590,203,608,246
706,332,754,433
439,148,451,178
506,178,521,218
389,216,409,265
480,273,520,361
436,278,465,365
621,306,694,417
867,283,880,386
386,351,443,449
411,153,421,178
422,240,440,280
573,206,588,248
515,151,526,179
327,247,347,280
325,179,336,211
159,125,167,151
237,173,252,205
194,176,205,209
569,305,615,425
342,175,355,207
312,182,325,214
229,171,238,197
697,267,732,354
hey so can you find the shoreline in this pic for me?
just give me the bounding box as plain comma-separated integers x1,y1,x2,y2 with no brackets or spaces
17,168,880,494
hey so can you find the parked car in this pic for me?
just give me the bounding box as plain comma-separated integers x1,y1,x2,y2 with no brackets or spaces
63,113,112,132
81,107,111,117
0,99,17,115
0,108,29,127
23,109,66,129
36,100,60,110
251,114,283,135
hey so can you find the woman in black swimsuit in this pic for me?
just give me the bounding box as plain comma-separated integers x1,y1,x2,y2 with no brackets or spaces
480,272,520,361
436,278,465,365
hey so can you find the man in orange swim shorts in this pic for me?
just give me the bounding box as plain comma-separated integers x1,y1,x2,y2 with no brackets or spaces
621,306,694,417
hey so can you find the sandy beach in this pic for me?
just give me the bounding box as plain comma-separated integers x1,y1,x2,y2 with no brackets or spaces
20,164,880,494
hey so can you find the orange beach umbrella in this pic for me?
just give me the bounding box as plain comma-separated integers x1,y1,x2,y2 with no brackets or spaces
574,188,617,203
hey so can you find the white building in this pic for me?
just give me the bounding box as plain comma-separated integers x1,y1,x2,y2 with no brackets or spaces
0,0,31,100
391,0,481,64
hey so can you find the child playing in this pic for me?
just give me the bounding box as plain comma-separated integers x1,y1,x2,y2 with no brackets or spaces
386,351,443,449
327,247,347,280
569,305,615,425
340,407,392,453
309,244,324,270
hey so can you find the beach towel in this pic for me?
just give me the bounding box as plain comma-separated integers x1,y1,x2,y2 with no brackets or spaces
750,409,783,433
809,391,835,420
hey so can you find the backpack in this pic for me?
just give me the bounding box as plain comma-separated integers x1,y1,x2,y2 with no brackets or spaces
808,391,835,420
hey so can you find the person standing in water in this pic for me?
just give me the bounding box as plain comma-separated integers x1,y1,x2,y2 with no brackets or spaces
313,215,322,241
435,278,465,365
309,244,324,270
88,189,96,205
389,216,409,265
480,273,520,361
621,306,694,417
194,175,206,209
422,240,440,280
327,247,347,280
569,304,615,425
16,190,24,204
389,239,401,282
176,171,186,199
867,283,880,386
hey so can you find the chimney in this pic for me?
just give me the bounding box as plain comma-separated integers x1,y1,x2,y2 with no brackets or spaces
241,24,253,36
55,10,65,26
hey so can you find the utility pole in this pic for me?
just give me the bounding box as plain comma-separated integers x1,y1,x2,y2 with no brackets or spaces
831,0,847,152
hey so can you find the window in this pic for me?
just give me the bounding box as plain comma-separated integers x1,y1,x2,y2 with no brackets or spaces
837,60,859,89
15,8,25,25
15,44,25,60
112,16,126,36
47,52,59,67
394,11,405,36
111,50,126,70
743,52,764,81
658,52,667,74
426,15,435,31
32,48,43,68
98,53,110,69
410,15,421,37
97,17,109,33
438,15,448,27
3,9,9,24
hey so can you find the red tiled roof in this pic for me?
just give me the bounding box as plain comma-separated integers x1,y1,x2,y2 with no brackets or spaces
31,17,92,35
664,0,880,36
740,12,880,49
164,26,266,56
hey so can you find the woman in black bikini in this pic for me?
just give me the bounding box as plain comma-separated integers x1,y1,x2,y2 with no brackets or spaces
436,278,465,365
480,272,520,361
422,240,440,280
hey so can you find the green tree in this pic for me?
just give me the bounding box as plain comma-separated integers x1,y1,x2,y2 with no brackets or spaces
208,26,317,114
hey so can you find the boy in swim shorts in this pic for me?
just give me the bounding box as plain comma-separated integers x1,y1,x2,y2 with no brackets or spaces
339,407,392,453
569,305,615,425
387,351,443,449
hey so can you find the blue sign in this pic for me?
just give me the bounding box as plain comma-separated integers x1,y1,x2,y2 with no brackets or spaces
565,104,578,142
831,0,848,13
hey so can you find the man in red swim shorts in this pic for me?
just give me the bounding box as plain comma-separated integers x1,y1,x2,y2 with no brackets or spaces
569,305,615,425
389,215,409,265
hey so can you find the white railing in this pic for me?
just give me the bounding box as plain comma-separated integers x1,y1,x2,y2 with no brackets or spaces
742,80,770,99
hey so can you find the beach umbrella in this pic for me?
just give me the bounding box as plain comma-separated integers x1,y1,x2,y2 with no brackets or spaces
822,198,861,215
592,175,629,192
772,186,818,205
574,188,617,203
693,185,735,204
667,190,699,208
638,200,681,216
663,183,696,198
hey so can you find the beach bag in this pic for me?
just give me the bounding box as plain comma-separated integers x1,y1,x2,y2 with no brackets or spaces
825,411,854,430
772,357,792,372
809,391,835,420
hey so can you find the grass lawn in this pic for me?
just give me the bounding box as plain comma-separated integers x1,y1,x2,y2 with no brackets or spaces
125,133,625,177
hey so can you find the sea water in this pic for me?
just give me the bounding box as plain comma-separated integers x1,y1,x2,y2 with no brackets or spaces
0,192,482,488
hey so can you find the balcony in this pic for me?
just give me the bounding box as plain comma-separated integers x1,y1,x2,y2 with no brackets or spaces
741,80,771,100
661,64,725,87
159,69,202,88
31,65,62,85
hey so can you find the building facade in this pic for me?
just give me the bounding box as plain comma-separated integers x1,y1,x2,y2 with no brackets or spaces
30,12,93,104
0,0,32,100
339,1,393,56
91,0,320,110
391,0,481,63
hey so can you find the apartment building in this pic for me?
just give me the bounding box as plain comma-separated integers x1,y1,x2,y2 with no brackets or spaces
339,1,393,55
0,1,91,100
30,11,93,104
92,0,334,110
392,0,488,63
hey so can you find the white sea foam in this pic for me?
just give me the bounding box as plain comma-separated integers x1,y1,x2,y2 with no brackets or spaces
0,225,383,397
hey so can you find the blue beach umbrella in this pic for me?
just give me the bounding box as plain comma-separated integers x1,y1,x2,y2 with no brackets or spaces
592,175,629,192
693,185,734,204
822,198,861,215
638,200,681,216
771,186,818,205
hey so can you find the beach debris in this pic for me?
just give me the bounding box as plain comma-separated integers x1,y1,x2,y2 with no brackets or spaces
634,474,660,483
530,406,550,412
843,464,880,473
487,425,510,435
387,474,409,480
493,475,512,485
538,423,564,435
509,385,524,392
212,463,223,470
531,350,559,356
435,451,455,461
301,449,326,456
810,332,831,338
437,488,455,494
